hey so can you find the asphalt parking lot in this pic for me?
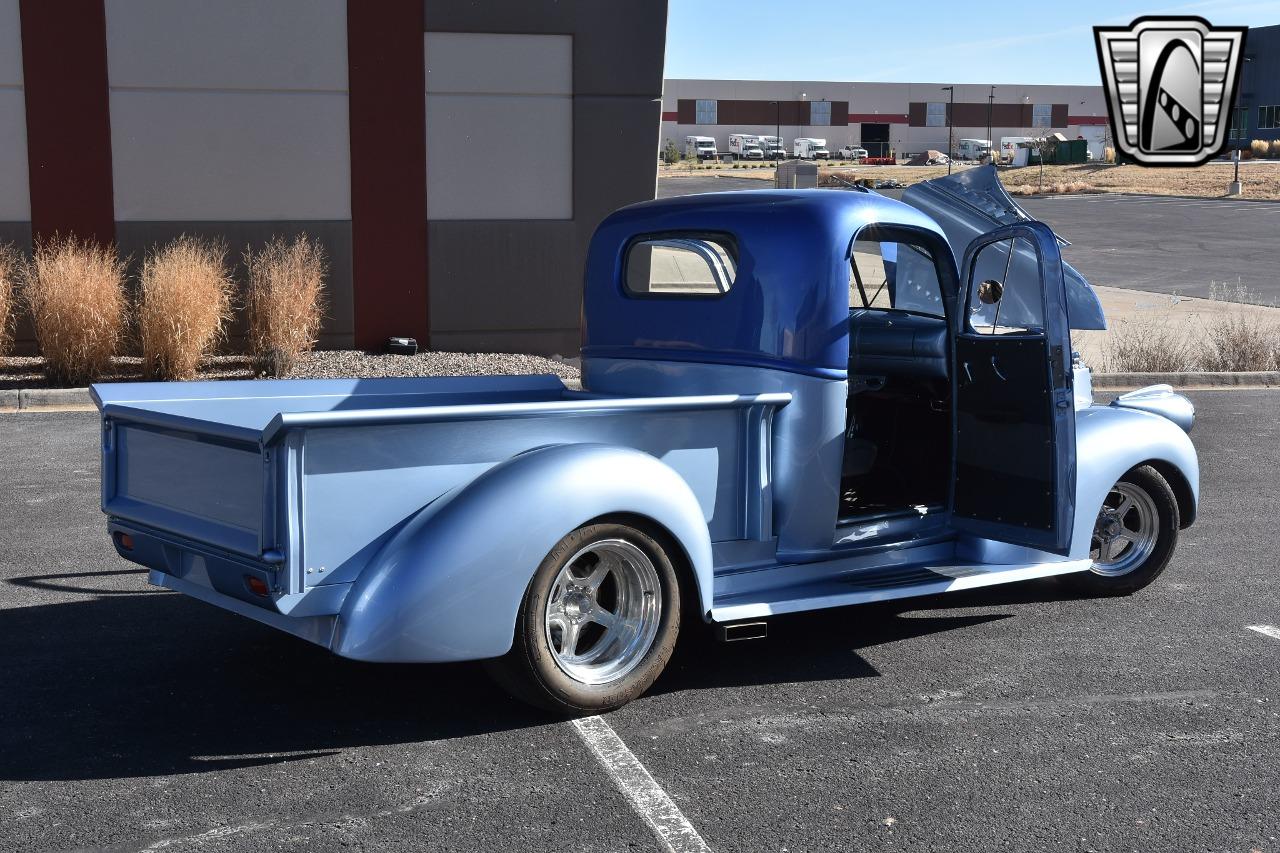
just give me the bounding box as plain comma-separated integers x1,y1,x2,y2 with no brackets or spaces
658,176,1280,301
3,392,1280,852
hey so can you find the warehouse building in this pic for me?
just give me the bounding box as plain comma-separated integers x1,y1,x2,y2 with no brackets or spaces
662,79,1110,160
0,0,668,355
1230,23,1280,146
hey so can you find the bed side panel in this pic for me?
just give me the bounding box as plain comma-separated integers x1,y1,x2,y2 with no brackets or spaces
302,407,752,586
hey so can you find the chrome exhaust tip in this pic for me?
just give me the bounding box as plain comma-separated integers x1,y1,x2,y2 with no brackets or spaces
718,621,768,642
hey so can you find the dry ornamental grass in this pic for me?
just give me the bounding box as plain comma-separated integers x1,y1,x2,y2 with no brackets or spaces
244,235,327,376
139,236,233,381
0,242,18,355
22,236,126,385
1101,282,1280,373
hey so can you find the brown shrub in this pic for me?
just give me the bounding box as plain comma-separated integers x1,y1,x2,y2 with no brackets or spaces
1102,319,1199,373
1272,140,1280,159
138,236,234,381
1250,139,1271,159
0,242,18,355
1202,314,1280,372
1103,146,1116,164
244,234,327,377
22,236,126,385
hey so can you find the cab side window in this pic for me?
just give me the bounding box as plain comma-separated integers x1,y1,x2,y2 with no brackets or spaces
849,230,945,318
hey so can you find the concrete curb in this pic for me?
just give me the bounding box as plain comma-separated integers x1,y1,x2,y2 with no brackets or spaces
1093,371,1280,390
0,387,96,412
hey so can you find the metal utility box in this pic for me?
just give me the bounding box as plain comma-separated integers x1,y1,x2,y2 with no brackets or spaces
775,161,818,189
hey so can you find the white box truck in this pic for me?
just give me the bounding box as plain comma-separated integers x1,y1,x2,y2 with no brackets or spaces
729,134,765,160
684,136,718,161
957,139,992,161
793,138,829,159
758,135,787,159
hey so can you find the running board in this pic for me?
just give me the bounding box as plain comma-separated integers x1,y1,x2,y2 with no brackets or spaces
710,559,1091,622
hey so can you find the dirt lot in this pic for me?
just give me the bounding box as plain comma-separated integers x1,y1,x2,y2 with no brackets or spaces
659,161,1280,200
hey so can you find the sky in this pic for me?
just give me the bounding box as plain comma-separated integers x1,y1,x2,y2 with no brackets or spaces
664,0,1280,85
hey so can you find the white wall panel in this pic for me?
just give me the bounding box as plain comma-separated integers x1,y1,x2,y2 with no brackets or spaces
426,94,572,220
105,0,347,91
0,0,29,220
105,0,350,221
425,33,572,221
425,33,571,95
111,91,351,221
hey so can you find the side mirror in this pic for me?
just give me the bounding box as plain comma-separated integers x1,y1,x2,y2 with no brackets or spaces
978,279,1004,305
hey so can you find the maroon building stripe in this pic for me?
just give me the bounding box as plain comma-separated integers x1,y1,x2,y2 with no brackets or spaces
19,0,115,246
347,0,429,350
847,113,910,124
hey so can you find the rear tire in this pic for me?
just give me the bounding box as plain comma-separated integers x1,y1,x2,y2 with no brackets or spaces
486,522,682,715
1065,465,1180,596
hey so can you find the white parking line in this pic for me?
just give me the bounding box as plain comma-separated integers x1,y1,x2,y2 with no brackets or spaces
1247,625,1280,641
572,715,713,853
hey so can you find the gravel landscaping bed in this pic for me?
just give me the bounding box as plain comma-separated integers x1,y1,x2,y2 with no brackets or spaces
0,350,581,390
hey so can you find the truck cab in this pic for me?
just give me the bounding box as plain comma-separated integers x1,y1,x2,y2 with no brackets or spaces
684,135,717,160
95,168,1198,714
758,135,787,159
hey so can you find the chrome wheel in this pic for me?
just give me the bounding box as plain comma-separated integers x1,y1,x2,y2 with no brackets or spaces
1090,481,1160,577
544,539,662,686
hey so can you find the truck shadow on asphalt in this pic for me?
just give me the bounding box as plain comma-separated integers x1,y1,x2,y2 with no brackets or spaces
0,572,1090,782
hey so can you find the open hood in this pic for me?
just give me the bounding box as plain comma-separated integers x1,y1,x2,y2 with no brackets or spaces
901,165,1106,330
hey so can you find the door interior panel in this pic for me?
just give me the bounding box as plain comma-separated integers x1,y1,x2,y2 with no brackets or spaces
953,335,1056,533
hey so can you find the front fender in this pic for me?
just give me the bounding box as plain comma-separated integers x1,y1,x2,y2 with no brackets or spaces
331,443,714,663
1068,404,1200,561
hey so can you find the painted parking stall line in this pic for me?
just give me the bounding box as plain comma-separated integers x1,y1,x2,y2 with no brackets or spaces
572,715,713,853
1247,625,1280,641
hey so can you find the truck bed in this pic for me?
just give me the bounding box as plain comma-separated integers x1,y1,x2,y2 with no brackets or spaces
95,375,789,621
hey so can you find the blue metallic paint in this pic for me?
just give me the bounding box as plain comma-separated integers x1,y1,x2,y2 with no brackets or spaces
583,190,947,378
330,443,715,662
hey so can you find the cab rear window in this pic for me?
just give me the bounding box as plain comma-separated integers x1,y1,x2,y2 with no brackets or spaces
624,236,737,296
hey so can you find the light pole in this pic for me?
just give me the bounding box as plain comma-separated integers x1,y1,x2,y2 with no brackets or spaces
800,92,807,140
1232,57,1253,194
770,100,781,160
941,86,954,174
987,85,995,160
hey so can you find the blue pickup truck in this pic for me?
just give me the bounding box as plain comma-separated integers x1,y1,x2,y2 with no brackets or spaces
95,167,1198,714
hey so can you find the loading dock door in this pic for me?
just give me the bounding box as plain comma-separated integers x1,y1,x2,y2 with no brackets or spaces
862,123,890,158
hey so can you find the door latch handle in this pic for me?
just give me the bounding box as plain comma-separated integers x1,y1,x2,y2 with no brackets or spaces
990,356,1008,382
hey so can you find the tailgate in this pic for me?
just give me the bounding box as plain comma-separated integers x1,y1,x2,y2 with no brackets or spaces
103,416,270,558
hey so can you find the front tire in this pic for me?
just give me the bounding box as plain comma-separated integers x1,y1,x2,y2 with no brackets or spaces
486,522,682,715
1066,465,1180,596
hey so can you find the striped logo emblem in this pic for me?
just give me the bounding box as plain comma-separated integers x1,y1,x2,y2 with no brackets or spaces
1094,17,1247,166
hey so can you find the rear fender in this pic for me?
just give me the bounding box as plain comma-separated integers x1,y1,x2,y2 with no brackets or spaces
331,443,713,663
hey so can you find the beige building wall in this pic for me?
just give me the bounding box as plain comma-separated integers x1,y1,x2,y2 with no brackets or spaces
103,0,354,346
